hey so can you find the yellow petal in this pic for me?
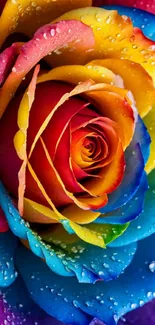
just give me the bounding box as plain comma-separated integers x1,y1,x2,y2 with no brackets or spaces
88,59,155,118
0,0,92,47
52,7,155,84
62,204,100,224
69,221,106,248
27,161,107,247
24,198,59,224
13,65,40,215
37,64,116,85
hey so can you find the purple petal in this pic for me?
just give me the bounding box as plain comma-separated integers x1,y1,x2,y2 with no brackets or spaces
118,299,155,325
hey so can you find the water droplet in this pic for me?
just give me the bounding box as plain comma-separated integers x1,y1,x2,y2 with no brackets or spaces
131,303,137,309
147,291,153,298
149,261,155,273
100,300,104,304
85,301,93,307
139,300,144,306
50,29,55,37
103,263,109,269
12,67,17,72
64,297,68,302
73,300,80,308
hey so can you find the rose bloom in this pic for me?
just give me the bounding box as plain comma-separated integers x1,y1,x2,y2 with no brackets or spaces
0,1,155,325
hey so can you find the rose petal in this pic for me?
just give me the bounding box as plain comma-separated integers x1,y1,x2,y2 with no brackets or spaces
88,59,155,118
51,7,155,84
37,63,116,85
0,42,22,86
85,86,136,150
14,65,40,215
0,0,92,46
0,20,94,118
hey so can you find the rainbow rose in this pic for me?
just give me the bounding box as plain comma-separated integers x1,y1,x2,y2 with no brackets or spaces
0,1,155,325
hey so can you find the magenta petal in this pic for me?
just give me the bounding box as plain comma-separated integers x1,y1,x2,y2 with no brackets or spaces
0,207,8,232
0,43,19,86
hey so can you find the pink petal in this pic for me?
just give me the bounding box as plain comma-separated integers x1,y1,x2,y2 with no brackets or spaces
0,20,94,118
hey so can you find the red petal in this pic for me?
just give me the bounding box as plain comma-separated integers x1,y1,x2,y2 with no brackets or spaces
0,208,9,232
0,0,6,15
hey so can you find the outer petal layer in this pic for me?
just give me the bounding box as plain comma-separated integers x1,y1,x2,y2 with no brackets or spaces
16,233,155,325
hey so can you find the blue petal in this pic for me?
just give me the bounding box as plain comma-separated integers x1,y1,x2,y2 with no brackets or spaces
103,6,155,41
0,182,136,283
95,171,148,224
55,240,136,282
132,116,151,165
0,181,73,278
16,233,155,325
0,230,18,287
109,169,155,247
96,142,144,214
0,274,61,325
97,115,150,214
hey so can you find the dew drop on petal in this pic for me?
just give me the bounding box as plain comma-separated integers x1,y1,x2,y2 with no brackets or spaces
149,261,155,273
73,300,80,308
131,303,137,309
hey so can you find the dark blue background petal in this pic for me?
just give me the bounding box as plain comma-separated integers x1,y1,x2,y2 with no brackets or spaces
103,6,155,41
109,169,155,247
0,230,18,287
16,232,155,325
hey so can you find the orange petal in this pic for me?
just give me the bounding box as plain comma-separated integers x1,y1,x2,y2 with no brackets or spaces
13,65,40,216
83,139,125,196
62,204,100,224
0,0,92,46
85,88,135,149
89,59,155,118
